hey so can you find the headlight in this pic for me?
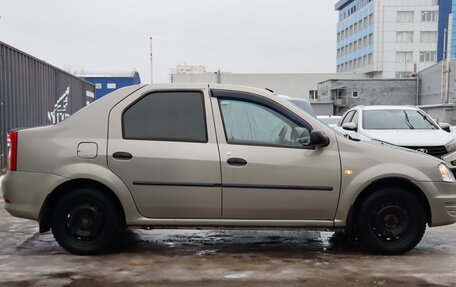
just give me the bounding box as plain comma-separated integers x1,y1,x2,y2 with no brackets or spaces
445,139,456,153
439,164,456,182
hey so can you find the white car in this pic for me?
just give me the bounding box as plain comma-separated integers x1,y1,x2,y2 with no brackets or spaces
278,95,316,117
317,115,342,128
336,105,456,170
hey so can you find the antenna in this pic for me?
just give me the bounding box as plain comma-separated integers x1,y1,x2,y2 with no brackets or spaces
149,37,153,84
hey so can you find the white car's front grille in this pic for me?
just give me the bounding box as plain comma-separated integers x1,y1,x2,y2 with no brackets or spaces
402,146,448,158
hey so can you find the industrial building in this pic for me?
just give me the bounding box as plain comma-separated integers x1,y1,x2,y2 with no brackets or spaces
174,65,207,75
79,71,141,99
0,42,95,167
317,78,418,115
417,58,456,123
336,0,439,78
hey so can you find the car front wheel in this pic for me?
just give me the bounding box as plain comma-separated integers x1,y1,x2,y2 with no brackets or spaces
51,187,121,255
356,187,426,255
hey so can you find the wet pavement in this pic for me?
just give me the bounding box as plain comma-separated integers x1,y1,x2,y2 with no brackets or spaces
1,193,456,286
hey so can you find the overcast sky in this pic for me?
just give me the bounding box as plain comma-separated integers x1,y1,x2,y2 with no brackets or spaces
0,0,338,83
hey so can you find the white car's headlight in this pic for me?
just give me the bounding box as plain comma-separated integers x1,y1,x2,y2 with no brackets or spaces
439,164,456,182
445,139,456,153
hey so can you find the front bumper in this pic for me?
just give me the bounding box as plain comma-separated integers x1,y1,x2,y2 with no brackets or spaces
2,171,67,221
413,180,456,227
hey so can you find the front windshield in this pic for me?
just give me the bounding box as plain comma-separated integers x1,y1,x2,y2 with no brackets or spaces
363,109,438,130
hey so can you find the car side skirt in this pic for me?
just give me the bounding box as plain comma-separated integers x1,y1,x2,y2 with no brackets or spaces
125,218,335,228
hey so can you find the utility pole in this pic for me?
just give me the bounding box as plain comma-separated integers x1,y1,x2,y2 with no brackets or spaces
441,28,448,104
149,37,153,84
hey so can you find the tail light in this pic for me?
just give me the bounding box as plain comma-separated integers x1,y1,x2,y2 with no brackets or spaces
7,131,18,171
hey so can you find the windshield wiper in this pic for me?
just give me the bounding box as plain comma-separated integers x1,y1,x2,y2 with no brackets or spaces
420,112,438,129
403,111,415,129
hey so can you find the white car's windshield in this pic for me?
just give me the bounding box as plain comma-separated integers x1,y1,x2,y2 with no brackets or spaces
363,109,438,130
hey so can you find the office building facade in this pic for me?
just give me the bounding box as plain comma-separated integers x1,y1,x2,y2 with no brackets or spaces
336,0,439,78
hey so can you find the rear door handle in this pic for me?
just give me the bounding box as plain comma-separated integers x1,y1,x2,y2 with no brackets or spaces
227,158,247,166
113,152,133,160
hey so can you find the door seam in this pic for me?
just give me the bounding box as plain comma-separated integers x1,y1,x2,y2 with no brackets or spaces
208,87,224,218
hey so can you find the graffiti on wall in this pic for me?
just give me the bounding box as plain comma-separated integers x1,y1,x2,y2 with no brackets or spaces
48,87,70,124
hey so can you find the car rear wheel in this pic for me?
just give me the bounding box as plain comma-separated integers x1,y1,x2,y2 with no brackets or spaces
356,187,426,255
51,188,121,255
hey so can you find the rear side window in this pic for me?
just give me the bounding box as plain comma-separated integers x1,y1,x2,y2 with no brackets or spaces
123,91,207,142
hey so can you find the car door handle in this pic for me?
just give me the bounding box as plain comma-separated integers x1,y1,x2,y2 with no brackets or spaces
227,158,247,166
113,152,133,160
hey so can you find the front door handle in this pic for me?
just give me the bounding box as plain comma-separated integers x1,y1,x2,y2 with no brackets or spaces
113,152,133,160
227,158,247,166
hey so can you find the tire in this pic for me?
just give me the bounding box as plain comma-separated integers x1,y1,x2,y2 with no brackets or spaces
51,187,121,255
356,187,426,255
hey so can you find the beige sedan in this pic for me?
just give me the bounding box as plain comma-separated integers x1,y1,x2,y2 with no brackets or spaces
3,84,456,255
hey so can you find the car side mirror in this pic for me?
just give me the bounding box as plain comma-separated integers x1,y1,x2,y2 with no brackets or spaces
310,130,330,147
439,122,451,132
342,122,357,131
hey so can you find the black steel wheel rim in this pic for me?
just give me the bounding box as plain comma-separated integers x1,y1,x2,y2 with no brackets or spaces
65,202,105,241
369,201,412,242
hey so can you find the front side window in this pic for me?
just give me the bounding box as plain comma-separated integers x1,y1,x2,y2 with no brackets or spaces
351,111,359,126
341,110,355,126
363,109,438,130
123,91,207,142
219,99,311,148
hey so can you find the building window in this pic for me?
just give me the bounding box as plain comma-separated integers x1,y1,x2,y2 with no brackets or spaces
396,51,413,63
95,83,102,89
420,31,437,42
352,91,359,99
396,32,413,43
107,83,117,89
369,14,374,25
397,11,414,23
421,11,438,22
395,72,413,79
309,90,319,101
420,51,437,62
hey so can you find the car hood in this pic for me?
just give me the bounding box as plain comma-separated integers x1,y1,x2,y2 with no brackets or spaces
361,129,454,146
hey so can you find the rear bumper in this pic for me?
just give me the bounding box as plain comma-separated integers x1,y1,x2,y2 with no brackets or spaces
413,180,456,227
2,171,67,221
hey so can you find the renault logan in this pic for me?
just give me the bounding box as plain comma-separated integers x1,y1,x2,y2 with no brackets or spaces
3,84,456,255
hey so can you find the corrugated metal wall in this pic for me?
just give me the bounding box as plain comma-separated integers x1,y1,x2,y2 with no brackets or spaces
0,42,95,167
